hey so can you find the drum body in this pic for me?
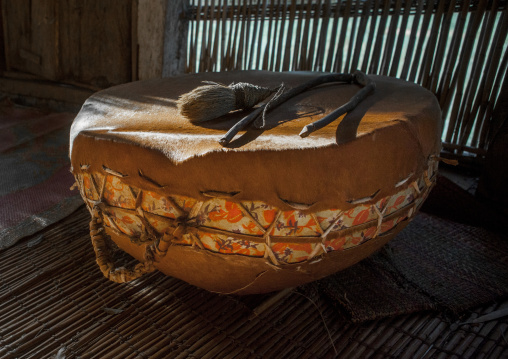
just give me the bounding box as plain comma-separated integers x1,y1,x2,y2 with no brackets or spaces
70,71,442,294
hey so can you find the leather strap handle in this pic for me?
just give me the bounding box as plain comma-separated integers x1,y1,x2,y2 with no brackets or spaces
90,207,156,283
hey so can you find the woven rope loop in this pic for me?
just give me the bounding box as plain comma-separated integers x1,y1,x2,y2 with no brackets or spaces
90,206,156,283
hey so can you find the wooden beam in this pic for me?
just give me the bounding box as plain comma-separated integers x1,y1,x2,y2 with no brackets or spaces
137,0,189,80
0,0,7,72
0,77,93,106
137,0,166,80
131,0,139,81
162,0,189,77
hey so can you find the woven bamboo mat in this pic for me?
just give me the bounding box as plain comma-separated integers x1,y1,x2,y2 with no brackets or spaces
310,211,508,322
1,204,507,358
0,99,83,250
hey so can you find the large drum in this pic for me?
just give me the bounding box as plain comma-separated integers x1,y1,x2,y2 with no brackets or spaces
70,71,442,294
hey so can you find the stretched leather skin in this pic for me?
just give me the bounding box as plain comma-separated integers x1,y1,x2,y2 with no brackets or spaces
71,71,441,212
70,71,442,294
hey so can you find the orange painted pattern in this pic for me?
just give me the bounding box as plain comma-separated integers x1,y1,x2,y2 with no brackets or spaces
80,172,424,264
103,175,136,209
199,232,265,257
141,191,178,219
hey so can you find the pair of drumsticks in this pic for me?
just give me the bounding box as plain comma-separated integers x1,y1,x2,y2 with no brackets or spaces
177,70,375,146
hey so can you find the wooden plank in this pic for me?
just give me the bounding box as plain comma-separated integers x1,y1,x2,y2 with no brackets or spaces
1,69,99,92
0,0,6,72
30,0,59,80
131,0,139,81
2,0,35,74
58,0,82,84
137,0,166,80
162,0,190,77
0,77,93,105
57,0,132,87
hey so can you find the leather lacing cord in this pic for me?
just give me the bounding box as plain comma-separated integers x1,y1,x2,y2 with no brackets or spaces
81,156,439,283
89,202,206,283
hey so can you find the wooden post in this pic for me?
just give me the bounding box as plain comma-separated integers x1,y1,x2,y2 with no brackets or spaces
137,0,166,80
0,0,6,72
162,0,189,77
131,0,138,81
137,0,189,80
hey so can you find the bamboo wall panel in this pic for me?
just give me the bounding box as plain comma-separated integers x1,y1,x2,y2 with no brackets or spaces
187,0,508,158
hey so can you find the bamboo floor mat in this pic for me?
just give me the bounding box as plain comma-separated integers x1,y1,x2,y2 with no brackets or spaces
1,205,507,359
0,99,82,250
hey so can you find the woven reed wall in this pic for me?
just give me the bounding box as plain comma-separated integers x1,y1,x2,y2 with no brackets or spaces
186,0,507,160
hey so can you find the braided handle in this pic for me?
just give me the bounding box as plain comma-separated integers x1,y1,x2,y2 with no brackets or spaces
90,207,156,283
